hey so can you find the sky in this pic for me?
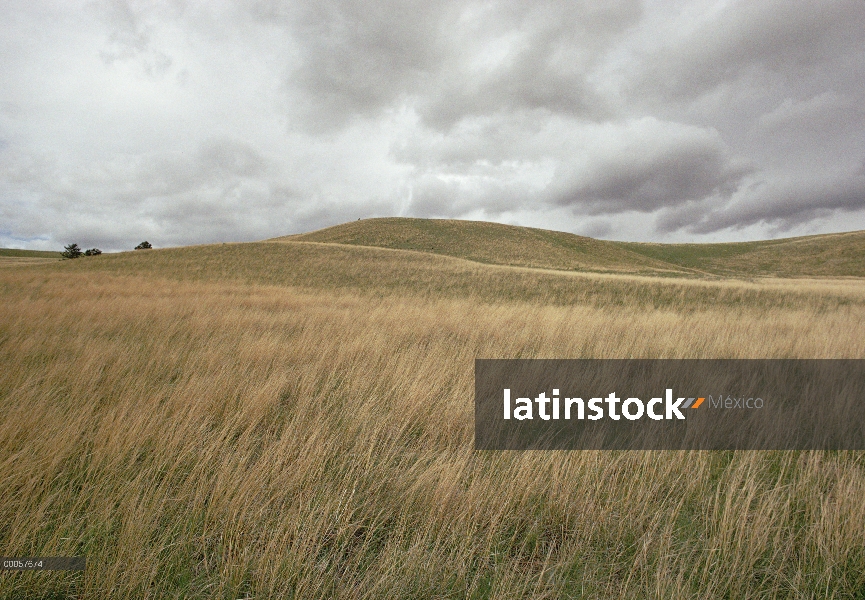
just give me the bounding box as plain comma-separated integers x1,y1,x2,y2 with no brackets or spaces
2,0,864,251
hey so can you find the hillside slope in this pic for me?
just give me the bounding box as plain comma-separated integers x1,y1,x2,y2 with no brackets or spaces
273,218,865,278
618,230,865,277
40,241,865,312
274,218,691,275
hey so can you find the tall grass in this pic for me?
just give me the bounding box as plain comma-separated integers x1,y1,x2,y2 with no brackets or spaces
1,259,864,598
53,242,865,311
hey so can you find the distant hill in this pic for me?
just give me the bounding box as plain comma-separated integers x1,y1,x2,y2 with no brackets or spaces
273,218,691,275
0,248,62,258
618,230,865,277
272,218,865,278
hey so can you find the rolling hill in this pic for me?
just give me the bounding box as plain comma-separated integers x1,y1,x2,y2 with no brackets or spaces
274,218,686,275
273,217,865,278
619,229,865,277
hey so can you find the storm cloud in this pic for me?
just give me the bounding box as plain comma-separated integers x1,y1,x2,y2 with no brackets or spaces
2,0,864,250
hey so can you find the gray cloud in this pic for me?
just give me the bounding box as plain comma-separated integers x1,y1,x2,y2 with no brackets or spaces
546,118,751,214
627,0,865,104
264,0,450,130
94,0,180,76
414,0,642,128
2,0,865,250
259,0,640,131
407,170,539,218
576,218,613,239
658,165,865,235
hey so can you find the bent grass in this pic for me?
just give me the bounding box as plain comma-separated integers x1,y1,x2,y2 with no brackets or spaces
1,249,864,598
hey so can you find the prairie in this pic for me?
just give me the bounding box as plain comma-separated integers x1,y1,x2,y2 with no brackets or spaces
0,248,62,268
1,219,864,598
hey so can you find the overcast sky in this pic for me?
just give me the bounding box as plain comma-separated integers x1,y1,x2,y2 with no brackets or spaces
2,0,864,250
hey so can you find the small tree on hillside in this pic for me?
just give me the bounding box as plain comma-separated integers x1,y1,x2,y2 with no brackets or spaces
62,243,82,259
84,248,102,256
135,241,152,250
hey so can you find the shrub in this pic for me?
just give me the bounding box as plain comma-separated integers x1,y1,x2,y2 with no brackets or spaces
84,248,102,256
135,241,152,250
61,243,82,259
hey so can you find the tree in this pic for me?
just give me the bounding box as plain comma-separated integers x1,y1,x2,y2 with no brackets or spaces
62,243,82,259
84,248,102,256
135,241,152,250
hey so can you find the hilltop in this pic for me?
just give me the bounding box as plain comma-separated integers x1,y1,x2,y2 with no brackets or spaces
275,218,684,274
272,217,865,278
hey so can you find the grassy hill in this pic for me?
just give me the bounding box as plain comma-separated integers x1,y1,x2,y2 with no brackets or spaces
619,229,865,277
275,217,865,278
274,218,690,275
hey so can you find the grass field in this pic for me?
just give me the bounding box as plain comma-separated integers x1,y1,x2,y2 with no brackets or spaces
2,219,865,598
0,248,62,268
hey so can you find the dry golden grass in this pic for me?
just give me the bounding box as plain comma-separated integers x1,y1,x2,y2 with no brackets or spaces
0,257,61,267
51,241,865,312
1,240,865,598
